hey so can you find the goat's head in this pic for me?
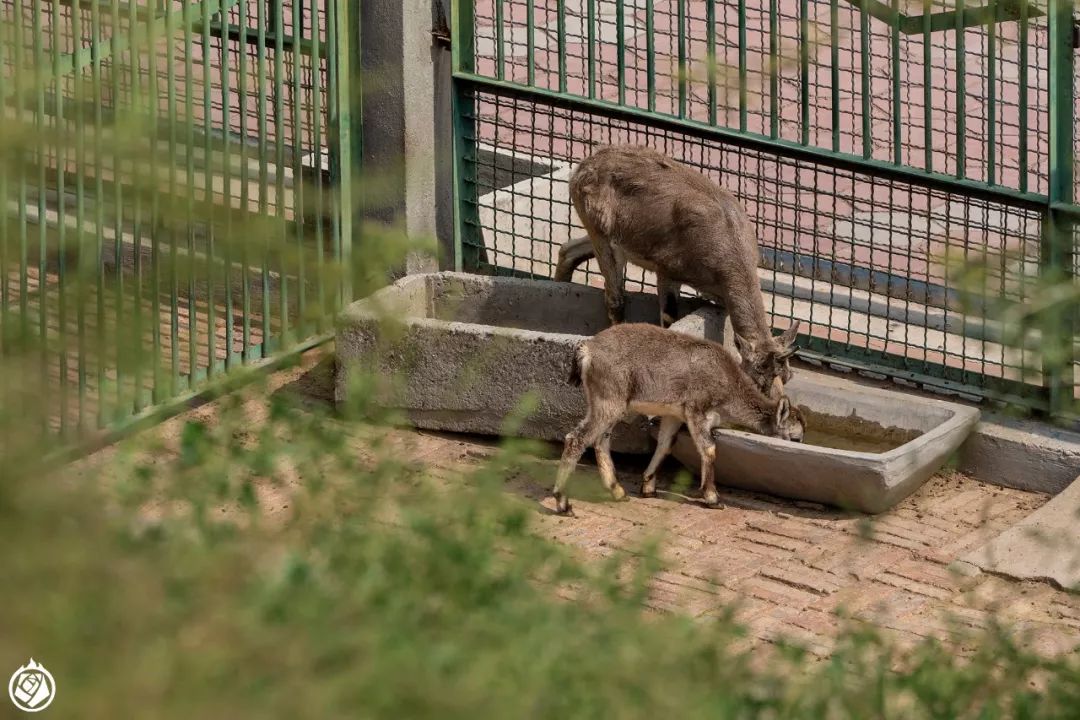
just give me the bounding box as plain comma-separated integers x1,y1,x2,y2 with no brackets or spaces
734,321,800,397
770,396,805,443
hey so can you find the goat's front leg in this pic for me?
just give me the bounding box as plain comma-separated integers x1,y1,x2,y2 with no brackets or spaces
641,416,681,497
686,414,721,508
656,275,681,328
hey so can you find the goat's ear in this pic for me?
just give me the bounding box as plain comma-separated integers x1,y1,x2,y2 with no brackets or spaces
775,396,791,425
777,344,798,361
777,321,800,348
733,333,754,357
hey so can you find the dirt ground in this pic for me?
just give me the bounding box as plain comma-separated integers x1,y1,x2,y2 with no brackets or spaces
84,349,1080,659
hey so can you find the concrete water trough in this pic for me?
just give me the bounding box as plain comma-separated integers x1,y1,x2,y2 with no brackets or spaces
334,271,706,453
665,308,981,513
336,273,979,513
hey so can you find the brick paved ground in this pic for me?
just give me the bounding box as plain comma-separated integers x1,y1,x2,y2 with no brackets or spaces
93,351,1080,660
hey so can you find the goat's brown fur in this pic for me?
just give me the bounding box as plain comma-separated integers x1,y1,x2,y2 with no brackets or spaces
558,144,800,396
552,324,805,514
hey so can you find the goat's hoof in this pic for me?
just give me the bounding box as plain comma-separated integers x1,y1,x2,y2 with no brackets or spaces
611,485,627,502
553,493,574,516
641,477,657,498
703,491,721,507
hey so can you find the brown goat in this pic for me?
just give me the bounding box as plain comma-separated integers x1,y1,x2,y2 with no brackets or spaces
552,324,805,515
558,144,800,396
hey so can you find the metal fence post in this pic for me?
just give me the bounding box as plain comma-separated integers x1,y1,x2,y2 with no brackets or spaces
451,0,479,272
1045,0,1076,416
332,0,362,304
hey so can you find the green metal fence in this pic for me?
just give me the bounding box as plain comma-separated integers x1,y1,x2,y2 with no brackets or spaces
451,0,1079,416
0,0,358,440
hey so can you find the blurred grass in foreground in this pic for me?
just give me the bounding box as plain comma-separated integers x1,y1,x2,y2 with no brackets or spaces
2,353,1080,718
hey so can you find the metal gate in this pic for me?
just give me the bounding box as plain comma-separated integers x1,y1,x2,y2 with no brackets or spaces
0,0,358,441
450,0,1078,416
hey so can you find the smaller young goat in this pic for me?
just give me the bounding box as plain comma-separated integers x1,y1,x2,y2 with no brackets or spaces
553,324,805,514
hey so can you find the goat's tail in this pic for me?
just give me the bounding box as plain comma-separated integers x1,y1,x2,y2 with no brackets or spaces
568,343,587,386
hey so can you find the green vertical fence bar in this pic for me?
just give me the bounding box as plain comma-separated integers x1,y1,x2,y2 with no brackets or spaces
184,0,198,384
220,2,236,366
129,0,145,411
645,0,654,111
238,0,252,360
859,4,870,158
91,0,106,426
830,0,838,151
922,0,932,172
1017,0,1029,192
527,0,536,87
13,0,27,356
72,0,87,427
614,0,624,104
452,0,478,270
954,0,966,178
737,0,746,130
149,0,163,404
257,0,271,358
557,0,567,94
166,0,181,394
677,0,686,118
0,26,7,361
799,0,808,144
54,0,69,428
1045,0,1075,414
890,0,900,165
292,0,305,336
768,0,778,138
274,0,288,343
986,1,997,185
311,0,325,320
32,0,48,429
326,0,337,311
203,0,218,375
494,0,504,80
585,0,593,97
110,0,125,418
706,0,716,125
331,0,359,307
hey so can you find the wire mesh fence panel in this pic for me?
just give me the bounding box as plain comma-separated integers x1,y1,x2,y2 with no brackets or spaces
463,90,1046,404
0,0,351,441
469,0,1060,193
452,0,1077,415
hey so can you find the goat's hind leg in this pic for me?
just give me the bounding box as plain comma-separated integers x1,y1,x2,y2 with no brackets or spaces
554,235,595,283
552,406,623,514
594,431,627,502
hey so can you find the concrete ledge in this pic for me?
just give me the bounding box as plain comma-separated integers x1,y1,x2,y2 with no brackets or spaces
958,416,1080,495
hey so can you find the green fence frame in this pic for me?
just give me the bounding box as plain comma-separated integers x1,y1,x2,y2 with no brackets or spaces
0,0,361,441
450,0,1078,417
